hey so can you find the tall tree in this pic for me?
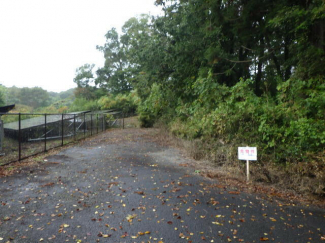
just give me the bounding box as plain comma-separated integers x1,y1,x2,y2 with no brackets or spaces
73,64,95,88
96,28,133,94
120,15,169,98
73,64,98,100
153,0,324,95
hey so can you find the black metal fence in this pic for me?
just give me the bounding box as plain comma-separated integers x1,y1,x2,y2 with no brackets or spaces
0,112,123,165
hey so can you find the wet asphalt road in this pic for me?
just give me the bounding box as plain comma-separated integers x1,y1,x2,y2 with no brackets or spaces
0,128,325,243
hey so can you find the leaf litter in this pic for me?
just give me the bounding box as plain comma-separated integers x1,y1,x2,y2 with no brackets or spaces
0,126,324,242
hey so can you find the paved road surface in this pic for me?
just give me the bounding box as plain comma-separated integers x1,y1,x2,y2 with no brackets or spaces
0,128,324,242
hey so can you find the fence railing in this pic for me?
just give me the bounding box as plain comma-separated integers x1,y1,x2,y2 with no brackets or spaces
0,112,123,166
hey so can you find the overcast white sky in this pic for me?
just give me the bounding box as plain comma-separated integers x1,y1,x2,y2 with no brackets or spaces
0,0,162,93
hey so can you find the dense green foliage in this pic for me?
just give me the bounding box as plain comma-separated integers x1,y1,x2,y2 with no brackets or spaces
3,0,323,166
68,0,324,164
101,0,324,164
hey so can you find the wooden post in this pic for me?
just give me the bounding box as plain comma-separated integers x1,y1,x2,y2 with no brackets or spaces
246,146,250,182
246,160,250,182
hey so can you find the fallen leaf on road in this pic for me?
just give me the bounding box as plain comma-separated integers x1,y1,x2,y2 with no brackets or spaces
228,191,240,195
260,237,269,241
179,164,189,167
134,191,145,195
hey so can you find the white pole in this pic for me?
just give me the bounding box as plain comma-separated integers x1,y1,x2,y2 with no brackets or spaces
246,160,250,182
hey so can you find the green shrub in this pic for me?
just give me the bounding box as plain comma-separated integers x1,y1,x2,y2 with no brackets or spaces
137,84,168,127
98,91,139,114
68,98,100,112
140,75,324,164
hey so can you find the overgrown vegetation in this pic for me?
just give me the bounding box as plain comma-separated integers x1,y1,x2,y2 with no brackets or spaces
78,0,322,196
1,0,324,195
113,0,324,167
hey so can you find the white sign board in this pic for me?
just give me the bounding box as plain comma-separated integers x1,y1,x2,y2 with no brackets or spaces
238,147,257,161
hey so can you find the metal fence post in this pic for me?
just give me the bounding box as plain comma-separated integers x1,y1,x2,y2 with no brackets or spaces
61,114,64,146
97,114,99,134
74,114,76,141
122,113,125,129
44,114,47,152
84,113,86,138
102,115,104,131
18,113,21,161
90,114,93,136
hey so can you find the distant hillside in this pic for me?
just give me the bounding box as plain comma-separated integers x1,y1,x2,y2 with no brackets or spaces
0,85,75,111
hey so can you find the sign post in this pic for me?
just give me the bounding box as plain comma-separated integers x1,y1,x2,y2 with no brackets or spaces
238,147,257,182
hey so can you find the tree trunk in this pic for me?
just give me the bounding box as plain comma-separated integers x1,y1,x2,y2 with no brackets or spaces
266,35,283,80
255,38,264,96
284,36,291,80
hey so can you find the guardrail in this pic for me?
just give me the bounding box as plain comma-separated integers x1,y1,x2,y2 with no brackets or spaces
0,111,123,166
